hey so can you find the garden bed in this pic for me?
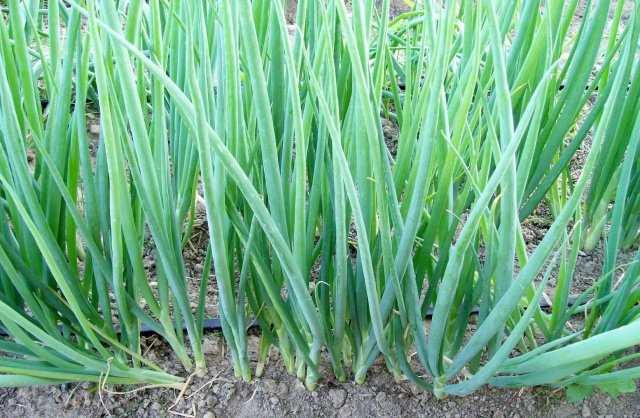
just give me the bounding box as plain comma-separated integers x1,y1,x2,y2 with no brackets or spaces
1,0,639,417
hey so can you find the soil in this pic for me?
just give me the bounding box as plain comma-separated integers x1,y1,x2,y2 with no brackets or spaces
1,1,639,417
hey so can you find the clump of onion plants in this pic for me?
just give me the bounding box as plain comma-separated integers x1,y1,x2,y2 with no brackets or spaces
0,0,639,397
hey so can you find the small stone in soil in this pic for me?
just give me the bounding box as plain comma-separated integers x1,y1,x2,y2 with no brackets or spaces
329,388,347,409
277,382,289,397
262,378,278,394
